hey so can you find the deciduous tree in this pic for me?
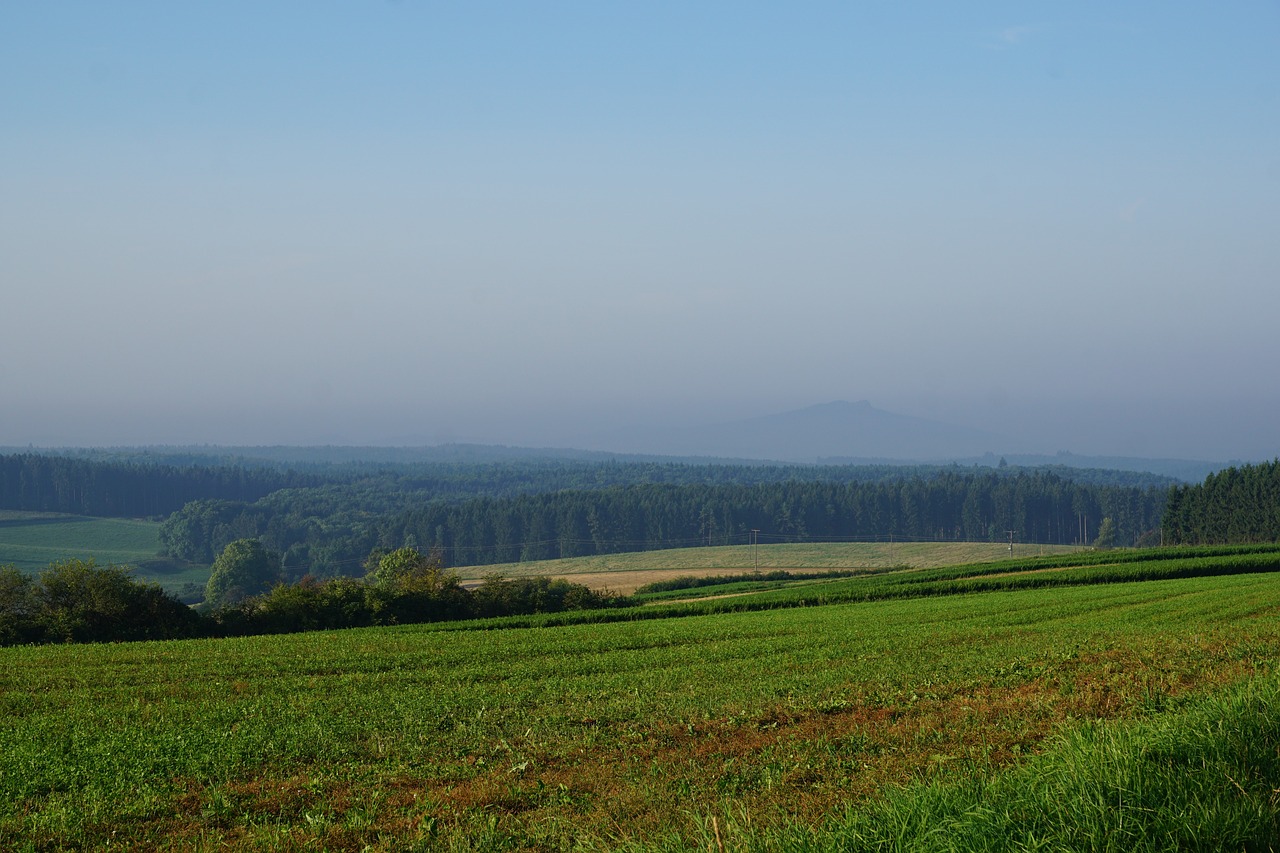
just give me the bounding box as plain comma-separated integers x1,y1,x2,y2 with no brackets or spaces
205,539,281,608
1093,516,1117,550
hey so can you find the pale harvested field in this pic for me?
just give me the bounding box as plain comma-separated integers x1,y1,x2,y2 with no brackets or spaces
506,566,845,595
454,541,1084,593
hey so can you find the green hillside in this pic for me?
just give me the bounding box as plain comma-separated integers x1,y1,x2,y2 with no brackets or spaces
2,554,1279,850
0,511,205,590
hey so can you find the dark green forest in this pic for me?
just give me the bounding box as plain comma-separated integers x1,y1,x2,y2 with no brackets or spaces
0,451,1176,579
0,454,320,517
1163,460,1280,545
160,472,1166,577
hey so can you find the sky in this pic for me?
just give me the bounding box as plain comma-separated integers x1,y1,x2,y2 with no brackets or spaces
3,2,1279,460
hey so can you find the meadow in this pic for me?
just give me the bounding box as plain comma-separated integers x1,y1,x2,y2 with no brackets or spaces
3,550,1280,851
0,511,202,590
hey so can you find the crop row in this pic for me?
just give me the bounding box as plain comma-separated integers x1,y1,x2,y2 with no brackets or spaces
3,569,1280,849
415,545,1280,632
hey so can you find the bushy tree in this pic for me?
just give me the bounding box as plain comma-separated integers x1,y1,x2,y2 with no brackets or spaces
471,575,621,618
251,576,374,633
205,539,281,608
0,566,40,645
366,546,454,594
0,560,203,645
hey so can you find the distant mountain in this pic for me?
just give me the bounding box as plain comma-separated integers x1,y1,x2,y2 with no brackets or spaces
588,400,1010,463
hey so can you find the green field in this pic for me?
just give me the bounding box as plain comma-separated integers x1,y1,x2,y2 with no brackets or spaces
3,552,1279,850
0,511,205,591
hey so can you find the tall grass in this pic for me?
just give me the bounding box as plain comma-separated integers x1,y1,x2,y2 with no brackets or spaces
668,669,1280,852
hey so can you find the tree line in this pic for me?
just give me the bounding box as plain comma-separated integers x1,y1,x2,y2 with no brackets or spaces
392,473,1163,566
0,454,320,518
0,545,626,646
0,452,1172,580
0,560,205,645
161,471,1166,577
1,451,1176,523
1162,460,1280,545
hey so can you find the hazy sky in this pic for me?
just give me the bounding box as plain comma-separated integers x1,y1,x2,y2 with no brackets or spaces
3,2,1278,460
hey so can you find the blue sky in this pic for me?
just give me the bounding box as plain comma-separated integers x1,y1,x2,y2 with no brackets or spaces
3,2,1279,459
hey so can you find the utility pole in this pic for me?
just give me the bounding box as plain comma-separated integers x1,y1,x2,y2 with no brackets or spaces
1006,530,1015,554
751,529,760,570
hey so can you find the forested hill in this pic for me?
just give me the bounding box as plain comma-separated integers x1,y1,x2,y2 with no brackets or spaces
12,442,1216,481
0,454,321,518
161,471,1166,576
0,444,784,471
2,451,1169,579
387,473,1164,566
0,451,1177,521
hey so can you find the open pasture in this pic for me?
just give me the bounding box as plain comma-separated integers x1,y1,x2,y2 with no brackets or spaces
0,511,203,591
0,511,163,572
3,558,1279,851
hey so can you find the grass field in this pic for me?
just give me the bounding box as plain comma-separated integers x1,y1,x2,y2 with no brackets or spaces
3,552,1279,851
0,511,205,591
457,540,1086,594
